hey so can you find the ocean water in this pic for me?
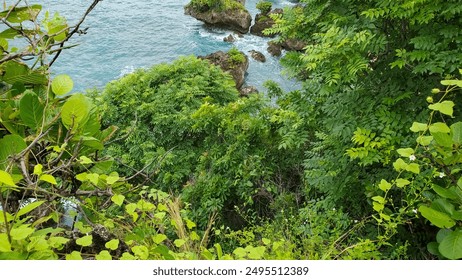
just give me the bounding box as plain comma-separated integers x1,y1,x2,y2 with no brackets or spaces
33,0,300,92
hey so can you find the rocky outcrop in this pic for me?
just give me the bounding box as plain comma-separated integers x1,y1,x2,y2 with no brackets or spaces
184,1,252,34
266,38,306,57
223,34,235,42
249,50,266,62
239,85,258,97
281,38,306,51
198,50,249,89
249,8,283,37
267,41,282,57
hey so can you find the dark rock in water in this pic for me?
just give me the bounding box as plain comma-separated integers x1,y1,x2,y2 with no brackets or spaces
249,50,266,62
223,34,235,42
267,41,282,57
281,38,306,51
184,1,252,34
239,85,258,97
249,8,283,37
198,50,249,89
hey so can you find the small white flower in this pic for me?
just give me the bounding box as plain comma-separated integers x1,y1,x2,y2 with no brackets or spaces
354,220,358,223
332,208,336,211
412,209,418,214
409,155,416,161
439,172,445,178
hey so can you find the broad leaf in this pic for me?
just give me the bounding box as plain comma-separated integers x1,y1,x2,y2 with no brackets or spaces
0,134,27,169
111,194,125,207
19,91,44,129
395,178,410,188
66,251,83,260
39,174,57,185
95,250,112,260
451,122,462,145
0,233,11,252
52,74,73,96
10,225,34,240
419,205,456,228
429,122,450,133
428,101,454,117
76,235,93,247
397,148,414,157
439,230,462,259
0,170,17,187
378,179,392,191
0,5,42,23
16,200,45,217
410,122,427,132
105,239,120,250
61,94,90,129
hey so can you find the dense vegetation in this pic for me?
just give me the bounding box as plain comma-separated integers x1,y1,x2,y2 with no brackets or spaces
1,0,462,259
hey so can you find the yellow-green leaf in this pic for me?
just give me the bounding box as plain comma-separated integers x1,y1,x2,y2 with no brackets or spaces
39,174,57,185
17,200,45,217
0,170,17,187
95,250,112,260
10,225,35,240
152,234,167,244
393,158,408,172
76,235,93,247
429,101,454,117
111,194,125,207
406,163,420,174
174,239,186,248
397,148,414,157
378,179,392,192
52,74,73,96
105,239,120,250
395,178,411,188
419,205,456,228
0,233,12,252
410,122,427,132
33,164,43,176
66,251,83,260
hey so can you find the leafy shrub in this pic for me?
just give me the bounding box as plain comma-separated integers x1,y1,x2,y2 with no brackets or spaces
256,1,272,15
227,46,246,67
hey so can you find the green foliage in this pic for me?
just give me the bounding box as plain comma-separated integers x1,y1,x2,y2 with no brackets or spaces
372,78,462,259
227,46,246,67
256,1,272,15
96,56,307,227
186,0,244,12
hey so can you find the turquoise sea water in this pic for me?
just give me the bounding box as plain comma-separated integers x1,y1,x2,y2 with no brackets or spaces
34,0,300,92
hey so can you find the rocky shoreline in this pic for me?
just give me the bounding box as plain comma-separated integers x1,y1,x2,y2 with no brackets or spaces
185,0,305,94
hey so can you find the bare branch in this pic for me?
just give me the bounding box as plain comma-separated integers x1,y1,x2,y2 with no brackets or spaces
49,0,102,66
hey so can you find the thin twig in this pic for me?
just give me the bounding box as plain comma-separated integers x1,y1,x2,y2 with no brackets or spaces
49,0,102,66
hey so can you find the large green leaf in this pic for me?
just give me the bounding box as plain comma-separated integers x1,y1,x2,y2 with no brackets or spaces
439,230,462,259
419,205,456,228
61,94,90,129
431,132,452,148
0,134,27,169
431,198,455,216
19,91,44,129
0,5,42,23
428,101,454,117
52,74,73,96
429,122,451,133
451,122,462,145
1,61,47,85
0,170,17,188
16,200,45,217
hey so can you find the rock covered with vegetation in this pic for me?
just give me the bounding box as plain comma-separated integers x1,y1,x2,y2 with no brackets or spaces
184,0,252,33
198,47,249,89
250,1,282,37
